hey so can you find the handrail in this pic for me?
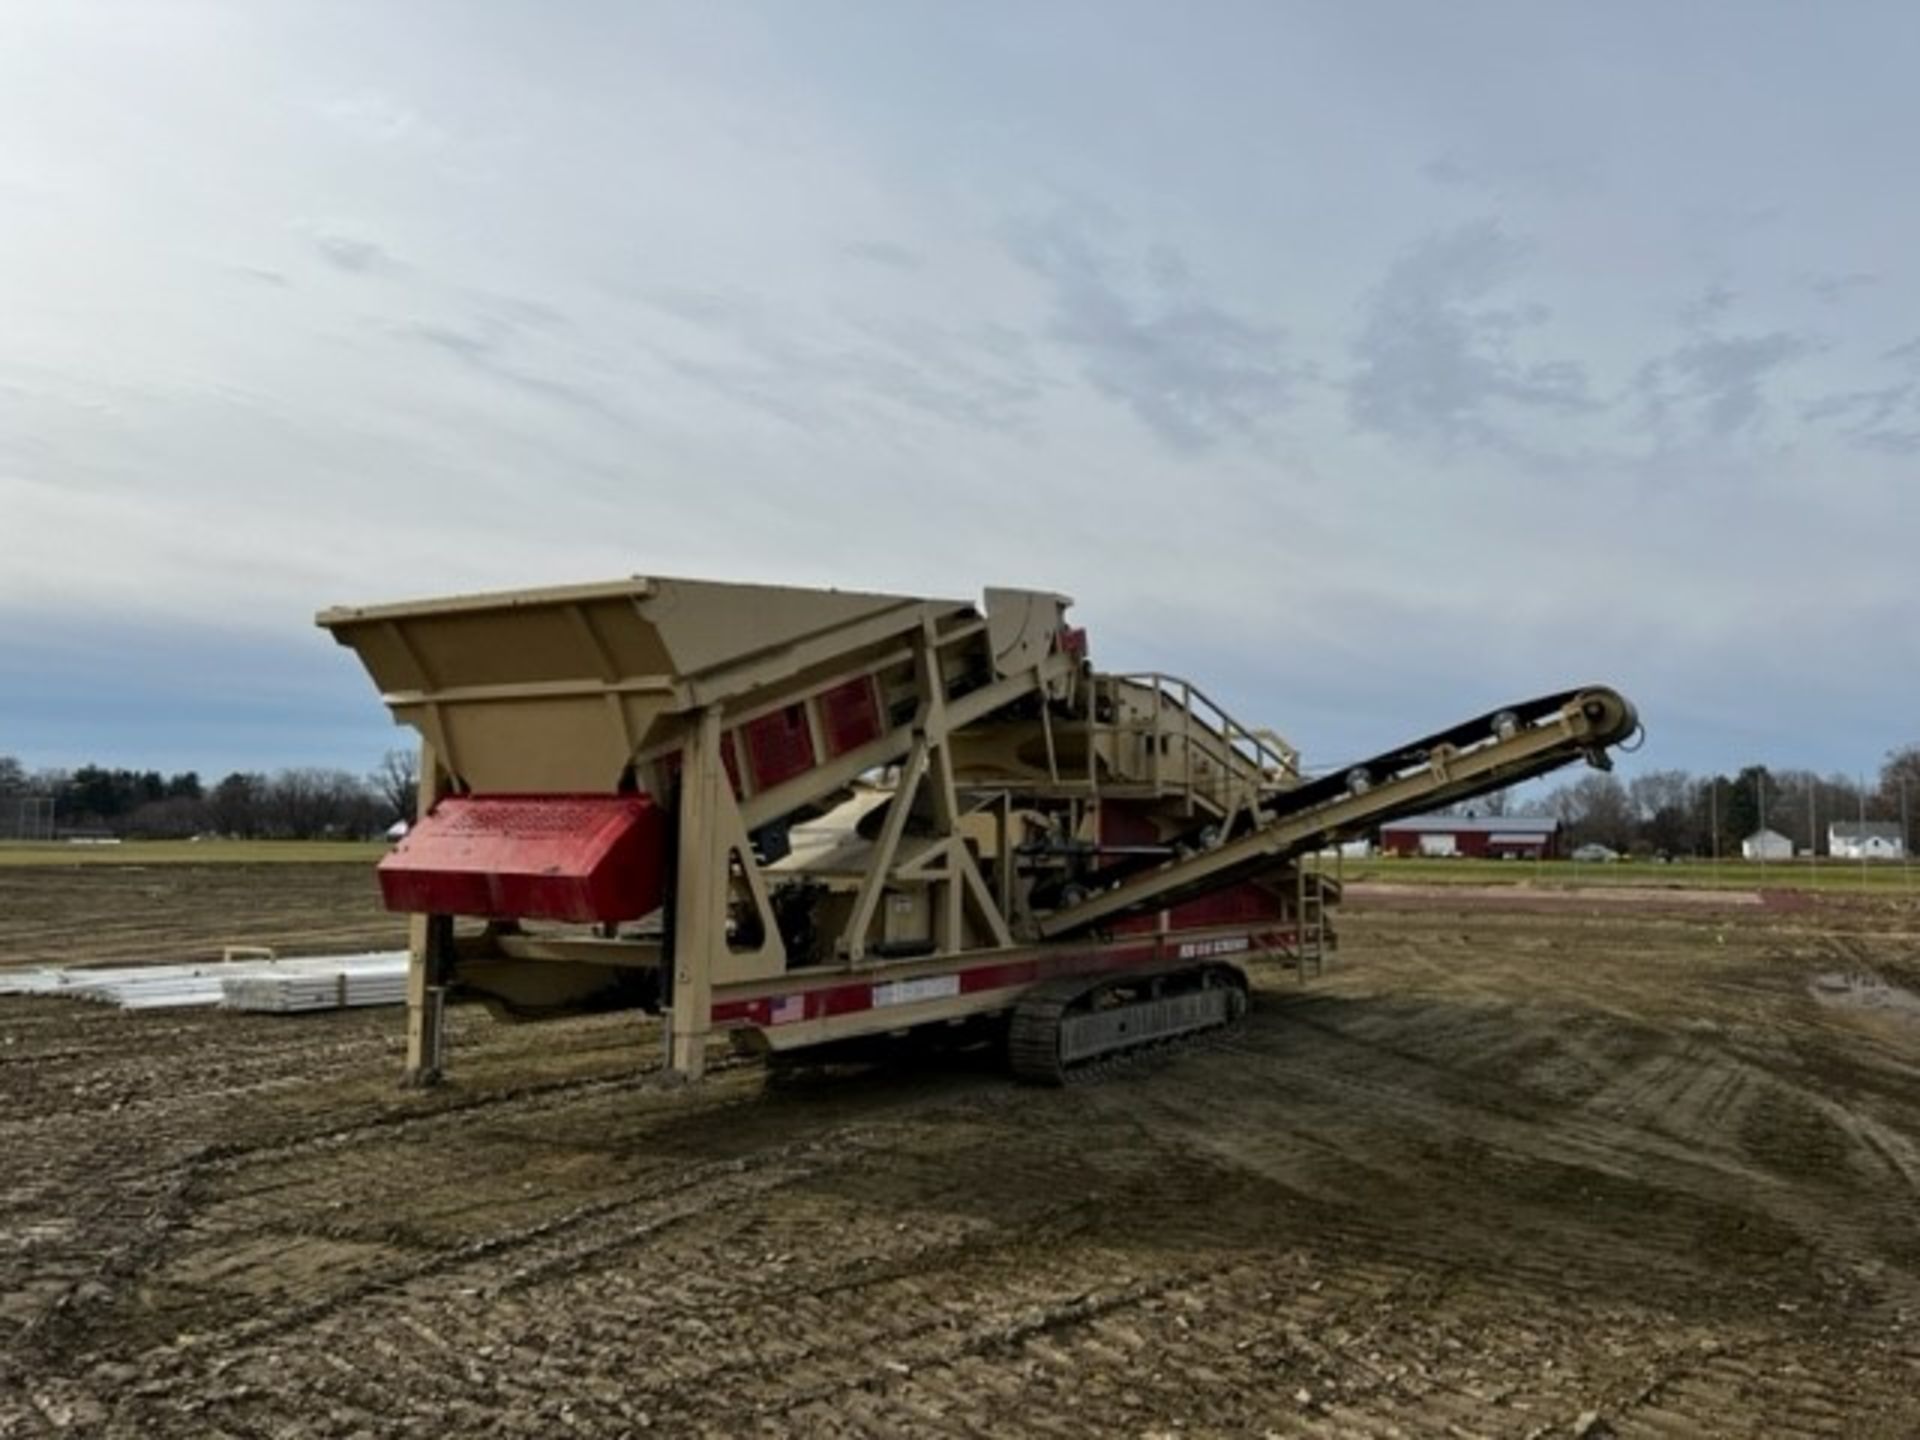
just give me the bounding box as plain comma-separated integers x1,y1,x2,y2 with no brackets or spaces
1110,672,1299,779
1096,673,1299,819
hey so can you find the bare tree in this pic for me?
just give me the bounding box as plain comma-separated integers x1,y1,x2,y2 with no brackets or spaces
1879,746,1920,851
265,769,381,839
1542,773,1635,851
1471,788,1512,819
124,795,207,839
373,747,421,825
1629,769,1697,855
1772,771,1872,856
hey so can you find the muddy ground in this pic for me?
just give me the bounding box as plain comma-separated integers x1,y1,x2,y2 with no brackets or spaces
4,888,1920,1437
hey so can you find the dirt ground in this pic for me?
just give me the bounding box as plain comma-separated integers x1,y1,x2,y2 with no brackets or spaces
0,863,405,967
4,887,1920,1437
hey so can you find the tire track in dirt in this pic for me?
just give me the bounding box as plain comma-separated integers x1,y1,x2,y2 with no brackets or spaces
8,897,1920,1436
1243,997,1919,1312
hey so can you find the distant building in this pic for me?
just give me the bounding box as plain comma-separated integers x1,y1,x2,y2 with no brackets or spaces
1828,821,1906,861
1378,814,1561,860
1741,828,1794,861
1315,839,1373,860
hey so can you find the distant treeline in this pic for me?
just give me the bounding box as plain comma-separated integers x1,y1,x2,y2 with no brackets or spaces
5,745,1917,855
0,751,418,840
1464,747,1920,858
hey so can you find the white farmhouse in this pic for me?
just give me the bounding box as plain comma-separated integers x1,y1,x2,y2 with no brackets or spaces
1741,828,1794,861
1828,821,1906,861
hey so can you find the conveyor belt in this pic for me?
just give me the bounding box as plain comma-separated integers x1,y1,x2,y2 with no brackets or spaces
1038,686,1636,938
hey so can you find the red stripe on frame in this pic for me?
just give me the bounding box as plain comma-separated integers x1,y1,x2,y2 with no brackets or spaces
709,928,1297,1029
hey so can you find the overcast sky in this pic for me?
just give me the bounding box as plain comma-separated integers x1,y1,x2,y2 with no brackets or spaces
2,1,1915,786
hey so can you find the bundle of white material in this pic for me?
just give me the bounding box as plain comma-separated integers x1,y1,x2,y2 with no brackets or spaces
0,962,237,1008
0,952,408,1012
221,959,409,1013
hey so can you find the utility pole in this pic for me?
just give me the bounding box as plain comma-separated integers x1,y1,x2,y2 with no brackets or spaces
1859,776,1869,892
1709,779,1720,885
1808,780,1817,888
1903,777,1913,894
1757,774,1768,872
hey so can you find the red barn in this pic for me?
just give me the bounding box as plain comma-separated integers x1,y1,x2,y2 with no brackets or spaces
1378,814,1561,860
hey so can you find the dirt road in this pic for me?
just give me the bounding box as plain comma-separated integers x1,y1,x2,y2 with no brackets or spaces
4,894,1919,1437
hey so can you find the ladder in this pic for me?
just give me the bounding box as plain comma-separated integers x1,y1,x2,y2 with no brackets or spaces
1293,867,1328,980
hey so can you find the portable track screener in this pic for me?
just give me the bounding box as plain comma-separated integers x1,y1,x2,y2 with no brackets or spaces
320,577,1635,1084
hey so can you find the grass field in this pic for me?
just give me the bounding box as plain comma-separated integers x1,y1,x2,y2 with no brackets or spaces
1322,852,1920,892
3,837,1914,892
0,839,388,867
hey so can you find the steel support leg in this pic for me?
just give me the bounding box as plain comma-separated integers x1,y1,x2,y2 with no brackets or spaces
403,913,452,1087
667,710,722,1080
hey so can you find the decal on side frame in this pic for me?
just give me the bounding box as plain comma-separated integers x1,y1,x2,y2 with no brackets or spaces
1177,935,1251,961
872,975,962,1008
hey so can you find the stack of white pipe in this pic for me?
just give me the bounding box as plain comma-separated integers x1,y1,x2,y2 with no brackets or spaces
221,960,409,1012
0,952,409,1012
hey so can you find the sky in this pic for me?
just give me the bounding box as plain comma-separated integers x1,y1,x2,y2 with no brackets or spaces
2,1,1916,787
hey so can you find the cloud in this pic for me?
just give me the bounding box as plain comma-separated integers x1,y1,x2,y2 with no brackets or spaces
407,322,493,362
1418,151,1596,199
1007,210,1298,452
1805,271,1879,305
1637,330,1817,438
1678,284,1737,326
1884,337,1920,368
398,316,627,423
318,92,446,151
1803,382,1920,454
1421,156,1475,188
1802,382,1912,428
1853,427,1920,455
842,240,922,271
461,289,571,333
822,320,1046,433
1347,220,1593,448
312,230,401,275
639,288,1043,436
